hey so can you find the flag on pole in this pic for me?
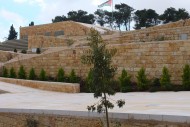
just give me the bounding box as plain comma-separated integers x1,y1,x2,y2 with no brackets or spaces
98,0,112,8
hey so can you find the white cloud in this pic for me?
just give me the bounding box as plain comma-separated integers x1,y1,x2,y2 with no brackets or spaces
14,0,46,9
0,9,27,41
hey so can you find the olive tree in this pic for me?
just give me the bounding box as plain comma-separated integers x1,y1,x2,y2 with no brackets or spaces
81,29,125,127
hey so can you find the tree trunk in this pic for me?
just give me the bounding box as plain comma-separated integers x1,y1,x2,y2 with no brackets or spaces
104,92,110,127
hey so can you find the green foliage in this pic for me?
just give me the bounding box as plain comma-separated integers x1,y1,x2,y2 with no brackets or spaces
118,69,132,92
9,67,16,78
160,66,171,90
57,68,65,82
14,49,17,53
21,49,27,54
28,68,36,80
26,118,39,127
8,24,18,40
29,21,34,26
36,48,41,54
18,65,26,79
66,39,75,46
52,10,95,24
115,3,134,31
39,68,47,81
136,67,149,90
2,67,8,78
81,29,125,127
86,69,93,92
182,64,190,89
160,7,189,24
134,9,159,29
69,69,77,83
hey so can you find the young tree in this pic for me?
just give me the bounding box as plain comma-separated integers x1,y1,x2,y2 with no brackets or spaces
118,69,131,92
136,67,149,90
39,68,47,81
18,65,26,79
8,24,18,40
160,66,171,90
9,67,16,78
182,64,190,89
57,68,65,82
69,69,77,83
2,67,8,78
81,29,125,127
29,68,36,80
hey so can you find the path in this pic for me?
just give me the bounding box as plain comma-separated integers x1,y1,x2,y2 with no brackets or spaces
0,81,190,116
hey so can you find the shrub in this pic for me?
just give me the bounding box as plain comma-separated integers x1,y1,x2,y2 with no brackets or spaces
136,67,149,90
149,78,161,92
57,68,65,82
36,48,41,54
182,64,190,89
28,68,36,80
118,69,132,92
152,78,161,87
39,68,46,81
26,118,39,127
18,65,26,79
14,49,17,53
66,39,75,46
69,69,77,83
160,66,171,90
9,67,16,78
86,69,93,92
2,67,8,78
21,49,27,54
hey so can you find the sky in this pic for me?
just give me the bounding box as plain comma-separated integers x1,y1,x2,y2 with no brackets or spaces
0,0,190,42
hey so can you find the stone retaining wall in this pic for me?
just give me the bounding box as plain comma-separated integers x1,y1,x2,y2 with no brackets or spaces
0,77,80,93
4,40,190,84
0,51,17,62
20,21,91,39
28,35,67,49
0,109,189,127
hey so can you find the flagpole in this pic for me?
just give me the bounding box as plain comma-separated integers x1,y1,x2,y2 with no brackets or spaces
112,0,113,30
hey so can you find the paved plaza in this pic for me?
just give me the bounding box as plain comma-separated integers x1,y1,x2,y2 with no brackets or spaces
0,81,190,116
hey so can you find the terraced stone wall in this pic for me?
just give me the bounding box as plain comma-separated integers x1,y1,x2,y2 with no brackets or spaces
0,51,17,62
114,19,190,44
4,40,190,84
28,35,67,49
20,21,91,39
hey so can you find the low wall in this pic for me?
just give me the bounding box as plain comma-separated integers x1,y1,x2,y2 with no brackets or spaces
0,109,189,127
0,77,80,93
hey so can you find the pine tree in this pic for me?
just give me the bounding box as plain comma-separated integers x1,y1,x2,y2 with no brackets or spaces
119,69,131,92
57,68,65,82
29,68,36,80
160,66,171,90
182,64,190,89
8,24,18,40
136,67,149,90
9,67,16,78
39,68,46,81
18,65,26,79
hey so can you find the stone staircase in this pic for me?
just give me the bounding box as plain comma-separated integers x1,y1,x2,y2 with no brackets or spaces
0,39,28,51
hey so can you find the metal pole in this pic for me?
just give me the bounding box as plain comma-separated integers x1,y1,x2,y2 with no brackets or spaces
112,0,113,30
